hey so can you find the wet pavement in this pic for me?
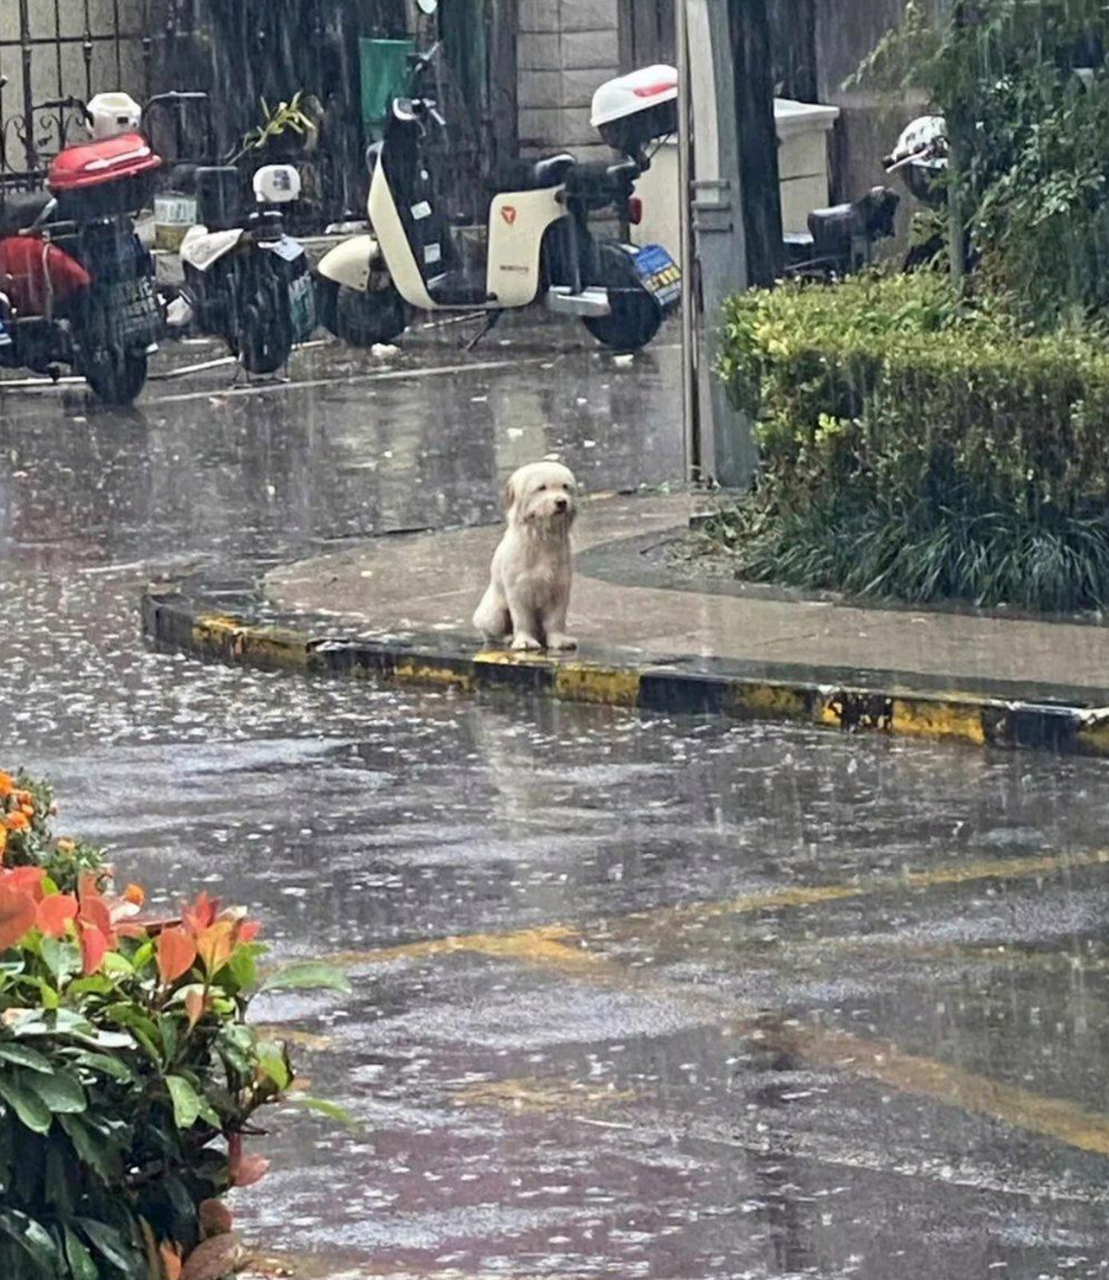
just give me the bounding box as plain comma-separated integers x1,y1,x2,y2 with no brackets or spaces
4,326,1109,1279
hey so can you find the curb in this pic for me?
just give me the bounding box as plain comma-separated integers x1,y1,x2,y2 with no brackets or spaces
141,578,1109,757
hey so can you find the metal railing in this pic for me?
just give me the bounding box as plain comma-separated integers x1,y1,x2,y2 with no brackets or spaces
0,0,153,190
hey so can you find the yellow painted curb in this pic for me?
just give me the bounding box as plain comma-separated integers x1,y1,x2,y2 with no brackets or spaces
891,697,987,746
554,662,641,707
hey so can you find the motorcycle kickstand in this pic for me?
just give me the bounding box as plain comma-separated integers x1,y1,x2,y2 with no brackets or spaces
463,310,502,353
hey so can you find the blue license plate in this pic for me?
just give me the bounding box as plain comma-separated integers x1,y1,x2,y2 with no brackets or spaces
632,243,681,309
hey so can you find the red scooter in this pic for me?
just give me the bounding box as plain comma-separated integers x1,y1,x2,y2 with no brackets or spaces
0,85,162,404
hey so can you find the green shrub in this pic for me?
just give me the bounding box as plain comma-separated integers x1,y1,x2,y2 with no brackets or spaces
853,0,1109,329
714,272,1109,611
0,771,351,1280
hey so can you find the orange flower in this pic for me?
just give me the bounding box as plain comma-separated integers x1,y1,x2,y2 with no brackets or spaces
0,773,12,799
0,827,7,862
5,812,29,833
123,883,145,907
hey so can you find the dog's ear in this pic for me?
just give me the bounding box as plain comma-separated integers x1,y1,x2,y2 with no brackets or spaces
503,474,518,514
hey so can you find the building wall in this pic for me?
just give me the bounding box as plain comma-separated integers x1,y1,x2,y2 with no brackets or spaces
517,0,621,162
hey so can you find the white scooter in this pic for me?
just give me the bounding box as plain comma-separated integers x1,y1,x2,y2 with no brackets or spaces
315,46,681,353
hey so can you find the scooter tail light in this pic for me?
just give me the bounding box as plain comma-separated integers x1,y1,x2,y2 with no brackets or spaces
627,195,643,226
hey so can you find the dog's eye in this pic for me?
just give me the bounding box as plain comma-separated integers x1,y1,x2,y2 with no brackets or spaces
562,483,571,491
537,484,547,492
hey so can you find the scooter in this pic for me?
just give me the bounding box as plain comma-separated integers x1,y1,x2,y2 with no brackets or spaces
0,85,162,404
170,161,316,373
151,90,315,375
316,48,681,353
783,186,900,280
884,115,956,270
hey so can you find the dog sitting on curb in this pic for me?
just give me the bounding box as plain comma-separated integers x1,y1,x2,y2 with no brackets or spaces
473,460,579,652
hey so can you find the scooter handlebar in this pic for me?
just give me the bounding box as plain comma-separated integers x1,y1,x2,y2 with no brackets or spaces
37,95,93,124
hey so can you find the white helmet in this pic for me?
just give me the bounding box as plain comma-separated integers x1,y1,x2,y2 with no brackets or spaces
885,115,948,172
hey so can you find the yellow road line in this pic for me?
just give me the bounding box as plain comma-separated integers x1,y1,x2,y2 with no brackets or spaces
325,924,608,974
765,1021,1109,1158
324,848,1109,975
613,848,1109,935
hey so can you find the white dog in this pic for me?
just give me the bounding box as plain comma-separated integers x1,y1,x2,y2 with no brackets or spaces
473,460,578,651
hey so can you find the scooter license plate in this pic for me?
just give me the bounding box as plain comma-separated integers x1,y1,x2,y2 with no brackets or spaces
288,270,316,341
632,243,681,309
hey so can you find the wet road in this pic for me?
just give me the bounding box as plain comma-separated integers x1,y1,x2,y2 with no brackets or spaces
4,327,1109,1279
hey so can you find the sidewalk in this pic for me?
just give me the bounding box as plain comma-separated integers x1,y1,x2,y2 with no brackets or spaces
143,491,1109,754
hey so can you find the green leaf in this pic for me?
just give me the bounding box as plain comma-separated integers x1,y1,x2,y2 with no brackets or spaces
224,944,257,992
0,1043,52,1073
24,1068,86,1115
0,1072,53,1134
290,1094,359,1127
166,1075,202,1129
63,1226,98,1280
258,961,352,996
71,1051,134,1083
76,1217,143,1277
59,1115,120,1182
101,950,134,979
0,1209,61,1273
256,1042,290,1090
39,936,80,983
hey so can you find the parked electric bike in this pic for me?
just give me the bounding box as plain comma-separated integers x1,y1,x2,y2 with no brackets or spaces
783,186,901,280
316,48,680,353
172,161,316,373
149,90,315,374
0,84,161,403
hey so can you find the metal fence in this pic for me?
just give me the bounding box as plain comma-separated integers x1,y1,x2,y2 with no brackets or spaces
0,0,154,189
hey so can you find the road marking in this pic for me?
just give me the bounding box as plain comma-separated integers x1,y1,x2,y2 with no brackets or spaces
325,923,608,975
324,849,1109,976
762,1020,1109,1159
451,1076,637,1113
311,847,1109,1162
150,356,552,406
616,848,1109,937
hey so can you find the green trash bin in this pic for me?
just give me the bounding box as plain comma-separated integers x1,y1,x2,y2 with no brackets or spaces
360,38,416,140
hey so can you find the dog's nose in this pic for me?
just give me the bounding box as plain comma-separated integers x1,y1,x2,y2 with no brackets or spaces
555,497,568,511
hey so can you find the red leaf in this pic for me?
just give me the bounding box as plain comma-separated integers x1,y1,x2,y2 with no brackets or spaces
78,894,116,947
2,866,46,902
195,920,235,976
238,919,260,944
0,887,37,950
230,1152,269,1188
159,1242,184,1280
36,893,78,939
183,891,219,934
79,922,108,975
156,926,198,984
185,988,206,1030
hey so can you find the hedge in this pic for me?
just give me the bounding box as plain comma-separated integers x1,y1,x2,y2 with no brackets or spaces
713,272,1109,612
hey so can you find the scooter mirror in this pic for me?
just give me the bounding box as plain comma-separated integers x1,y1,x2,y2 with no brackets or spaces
416,0,438,13
253,163,302,205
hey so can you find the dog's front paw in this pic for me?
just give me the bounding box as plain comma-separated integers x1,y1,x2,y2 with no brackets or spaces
547,633,578,651
511,633,543,652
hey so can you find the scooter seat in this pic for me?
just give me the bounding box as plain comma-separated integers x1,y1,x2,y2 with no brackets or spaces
0,190,54,237
529,154,576,189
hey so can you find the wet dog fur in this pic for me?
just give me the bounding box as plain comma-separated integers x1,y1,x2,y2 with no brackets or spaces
473,461,578,651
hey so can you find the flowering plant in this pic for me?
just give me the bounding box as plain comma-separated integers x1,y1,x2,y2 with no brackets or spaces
0,773,350,1279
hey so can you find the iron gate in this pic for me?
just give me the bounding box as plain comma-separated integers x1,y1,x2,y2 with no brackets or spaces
0,0,154,190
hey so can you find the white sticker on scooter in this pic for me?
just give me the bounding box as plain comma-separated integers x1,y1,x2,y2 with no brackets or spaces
260,235,306,262
424,242,442,265
411,201,432,220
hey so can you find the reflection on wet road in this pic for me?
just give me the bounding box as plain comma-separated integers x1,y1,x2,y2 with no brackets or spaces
4,331,1109,1279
